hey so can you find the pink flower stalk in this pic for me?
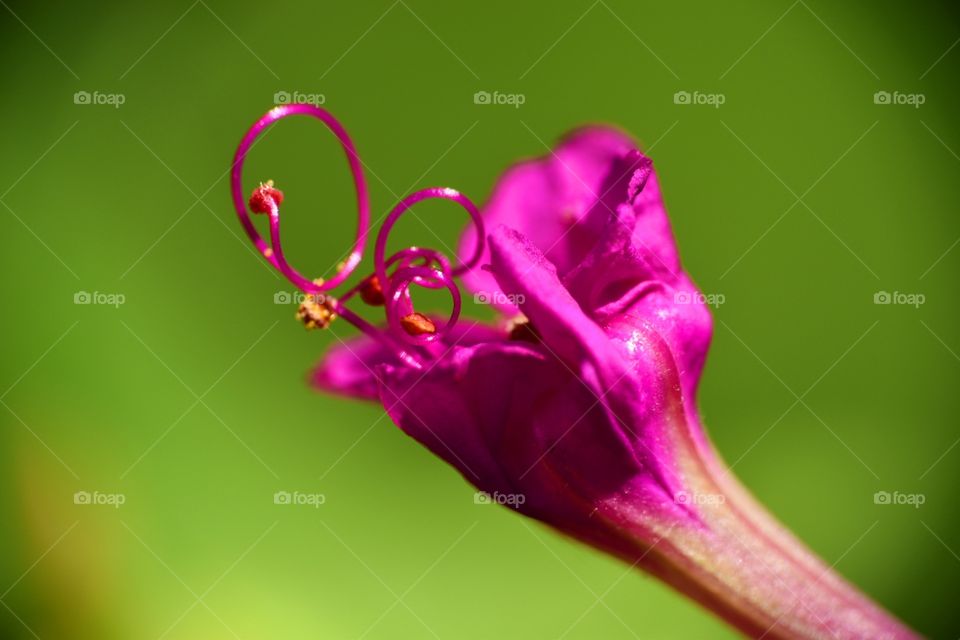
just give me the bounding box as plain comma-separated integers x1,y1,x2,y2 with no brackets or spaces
231,105,917,639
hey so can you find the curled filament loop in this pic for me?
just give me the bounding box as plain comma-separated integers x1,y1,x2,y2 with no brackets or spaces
231,104,485,370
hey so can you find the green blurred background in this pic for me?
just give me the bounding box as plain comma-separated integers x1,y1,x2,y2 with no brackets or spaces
1,0,958,637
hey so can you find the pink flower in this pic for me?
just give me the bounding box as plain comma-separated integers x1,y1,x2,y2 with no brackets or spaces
232,105,917,639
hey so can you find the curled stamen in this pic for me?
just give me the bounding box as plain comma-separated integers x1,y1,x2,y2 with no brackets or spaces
385,246,453,275
262,193,326,294
373,187,484,286
232,105,485,368
231,104,369,292
370,188,482,345
340,247,452,306
383,264,461,346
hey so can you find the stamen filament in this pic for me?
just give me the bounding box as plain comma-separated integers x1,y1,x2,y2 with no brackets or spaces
232,105,484,368
231,104,370,291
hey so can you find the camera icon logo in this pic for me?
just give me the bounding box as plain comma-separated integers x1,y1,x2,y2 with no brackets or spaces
673,91,691,105
674,291,692,304
273,491,292,505
873,91,891,105
473,491,492,504
873,491,891,505
873,291,891,305
73,491,92,505
74,291,91,304
274,90,291,105
274,291,293,304
675,491,690,504
473,292,491,304
473,91,492,105
73,91,91,105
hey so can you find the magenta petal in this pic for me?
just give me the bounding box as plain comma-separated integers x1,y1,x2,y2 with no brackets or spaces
311,320,505,401
311,330,392,401
560,201,713,403
376,340,684,535
484,226,691,493
459,126,653,313
486,225,618,373
376,344,581,499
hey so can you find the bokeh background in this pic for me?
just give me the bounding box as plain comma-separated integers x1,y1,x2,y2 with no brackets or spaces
1,0,958,638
